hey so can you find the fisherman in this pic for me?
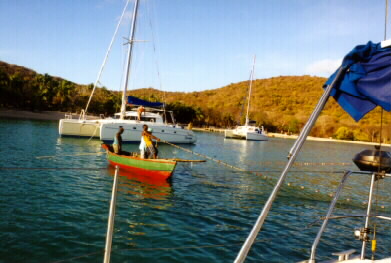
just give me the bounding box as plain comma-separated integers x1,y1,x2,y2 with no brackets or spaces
137,105,145,121
142,126,160,159
113,126,124,154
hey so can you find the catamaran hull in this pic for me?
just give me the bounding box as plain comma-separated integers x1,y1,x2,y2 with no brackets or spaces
246,132,268,141
102,144,177,180
59,119,102,138
100,122,196,144
224,130,242,139
225,128,268,141
59,119,197,144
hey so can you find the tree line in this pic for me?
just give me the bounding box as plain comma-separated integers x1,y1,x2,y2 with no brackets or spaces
1,60,390,143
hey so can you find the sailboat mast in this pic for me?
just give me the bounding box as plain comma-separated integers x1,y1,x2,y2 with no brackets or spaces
385,0,389,40
120,0,140,120
245,56,256,126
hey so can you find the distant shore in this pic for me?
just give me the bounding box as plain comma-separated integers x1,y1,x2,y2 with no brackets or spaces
0,109,98,121
0,109,67,120
1,109,388,147
192,127,390,147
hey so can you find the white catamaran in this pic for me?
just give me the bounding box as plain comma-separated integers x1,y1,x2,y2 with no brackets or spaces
58,0,196,144
224,56,268,141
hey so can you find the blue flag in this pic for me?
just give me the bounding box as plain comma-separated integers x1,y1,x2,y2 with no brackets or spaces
325,41,391,121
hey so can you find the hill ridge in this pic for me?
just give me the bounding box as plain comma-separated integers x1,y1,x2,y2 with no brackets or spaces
0,60,389,142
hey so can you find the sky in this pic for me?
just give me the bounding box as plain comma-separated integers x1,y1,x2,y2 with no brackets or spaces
0,0,389,93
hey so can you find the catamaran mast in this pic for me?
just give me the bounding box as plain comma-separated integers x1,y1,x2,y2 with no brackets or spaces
245,56,256,126
120,0,140,120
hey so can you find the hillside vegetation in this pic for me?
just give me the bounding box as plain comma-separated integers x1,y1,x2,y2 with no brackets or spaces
1,60,389,142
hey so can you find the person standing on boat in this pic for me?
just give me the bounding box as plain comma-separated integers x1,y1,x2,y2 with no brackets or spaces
113,126,124,154
137,106,145,121
142,126,160,159
139,125,147,158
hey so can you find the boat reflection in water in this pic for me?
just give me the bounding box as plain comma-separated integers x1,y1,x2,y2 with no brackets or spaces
106,165,172,201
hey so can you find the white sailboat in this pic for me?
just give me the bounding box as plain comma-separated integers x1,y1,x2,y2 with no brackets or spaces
224,56,268,141
58,0,196,144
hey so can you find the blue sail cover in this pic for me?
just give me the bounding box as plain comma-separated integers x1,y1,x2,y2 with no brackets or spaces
127,96,164,107
325,41,391,121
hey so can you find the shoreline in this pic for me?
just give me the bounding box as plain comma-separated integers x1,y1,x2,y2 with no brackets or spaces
1,110,388,147
192,127,390,147
0,109,97,121
0,109,67,121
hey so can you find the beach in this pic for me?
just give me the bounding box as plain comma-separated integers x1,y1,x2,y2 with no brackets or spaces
192,127,390,146
0,109,98,121
1,109,388,146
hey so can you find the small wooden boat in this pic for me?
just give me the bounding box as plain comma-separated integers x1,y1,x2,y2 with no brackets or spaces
102,144,177,180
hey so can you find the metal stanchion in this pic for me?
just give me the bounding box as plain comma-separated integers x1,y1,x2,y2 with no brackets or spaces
234,66,347,263
103,165,120,263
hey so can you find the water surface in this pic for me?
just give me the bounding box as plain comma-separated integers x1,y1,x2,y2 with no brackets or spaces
1,118,390,262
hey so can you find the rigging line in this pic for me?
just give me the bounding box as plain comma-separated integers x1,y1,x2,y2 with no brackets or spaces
372,174,380,260
48,238,275,263
0,167,345,173
48,250,103,263
35,152,105,159
385,0,389,40
83,0,131,118
87,125,100,142
239,70,254,124
372,1,389,256
112,42,128,114
146,0,168,122
117,239,273,252
162,140,259,173
388,2,391,252
0,167,107,170
372,89,386,259
48,224,326,263
146,1,163,91
50,222,322,263
224,170,345,174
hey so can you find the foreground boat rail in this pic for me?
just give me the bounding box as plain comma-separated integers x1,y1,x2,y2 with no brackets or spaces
307,170,391,262
235,38,391,261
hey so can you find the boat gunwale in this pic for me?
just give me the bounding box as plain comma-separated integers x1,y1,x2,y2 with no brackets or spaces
102,144,177,165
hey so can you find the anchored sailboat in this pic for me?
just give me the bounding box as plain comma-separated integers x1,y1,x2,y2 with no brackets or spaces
58,0,196,144
224,56,268,141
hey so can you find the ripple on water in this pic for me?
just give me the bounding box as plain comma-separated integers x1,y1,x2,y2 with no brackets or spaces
1,120,391,262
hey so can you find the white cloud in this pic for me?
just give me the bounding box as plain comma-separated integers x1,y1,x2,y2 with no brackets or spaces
305,58,342,77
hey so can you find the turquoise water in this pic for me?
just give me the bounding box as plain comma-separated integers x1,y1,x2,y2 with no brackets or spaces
1,118,391,263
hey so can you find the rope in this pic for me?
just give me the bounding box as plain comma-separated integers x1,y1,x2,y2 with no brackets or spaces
83,0,131,118
48,238,273,263
161,140,351,174
0,167,107,170
146,1,171,124
36,152,105,159
161,140,248,173
87,125,100,142
49,250,103,263
0,167,343,173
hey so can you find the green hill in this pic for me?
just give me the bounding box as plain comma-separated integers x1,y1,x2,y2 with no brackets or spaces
0,60,389,142
130,77,390,142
